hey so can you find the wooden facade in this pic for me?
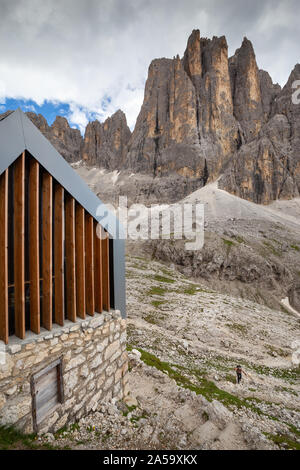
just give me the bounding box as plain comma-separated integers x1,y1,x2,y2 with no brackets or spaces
0,152,112,344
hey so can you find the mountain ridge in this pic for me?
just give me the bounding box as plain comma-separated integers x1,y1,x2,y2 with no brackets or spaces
2,30,300,205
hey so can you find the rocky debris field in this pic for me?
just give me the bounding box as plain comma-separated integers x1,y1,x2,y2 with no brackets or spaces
125,181,300,312
39,255,300,450
76,164,300,311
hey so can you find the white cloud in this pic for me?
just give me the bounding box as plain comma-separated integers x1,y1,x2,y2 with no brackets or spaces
67,103,90,134
0,0,299,130
0,82,6,104
22,103,37,112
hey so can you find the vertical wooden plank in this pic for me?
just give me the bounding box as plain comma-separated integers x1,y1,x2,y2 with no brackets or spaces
42,171,53,331
14,153,25,339
75,204,86,319
101,230,110,312
54,184,64,326
65,195,76,321
0,169,8,344
94,220,102,313
85,214,95,316
28,159,40,334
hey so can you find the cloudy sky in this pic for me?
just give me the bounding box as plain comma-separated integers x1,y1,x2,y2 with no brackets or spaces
0,0,299,133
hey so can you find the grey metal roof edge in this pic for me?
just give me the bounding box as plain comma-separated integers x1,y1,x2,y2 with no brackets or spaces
0,109,124,239
0,109,26,171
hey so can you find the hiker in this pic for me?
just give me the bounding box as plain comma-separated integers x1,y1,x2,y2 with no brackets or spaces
235,365,247,384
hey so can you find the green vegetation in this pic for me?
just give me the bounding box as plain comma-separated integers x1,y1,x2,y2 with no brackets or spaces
262,241,282,257
183,285,198,295
128,262,148,270
131,256,148,262
54,422,80,440
147,286,169,296
291,244,300,252
160,267,176,277
153,274,175,284
264,432,300,450
275,385,298,397
225,374,237,384
0,425,64,450
179,284,213,295
130,411,149,424
122,404,137,417
222,238,235,247
127,346,269,416
143,312,166,325
143,314,157,325
151,300,167,308
226,323,247,335
222,238,235,255
239,360,300,384
234,235,245,244
0,426,37,450
127,344,300,446
265,344,289,358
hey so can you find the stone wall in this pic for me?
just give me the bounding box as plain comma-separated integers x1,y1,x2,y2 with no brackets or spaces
0,310,128,434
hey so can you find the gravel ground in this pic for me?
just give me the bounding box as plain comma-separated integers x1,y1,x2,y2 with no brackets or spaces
39,256,300,450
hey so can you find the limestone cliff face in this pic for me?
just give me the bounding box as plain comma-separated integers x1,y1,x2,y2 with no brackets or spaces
229,38,264,141
259,70,281,121
272,64,300,191
82,110,131,170
126,30,239,181
126,56,200,177
219,65,300,203
26,109,131,170
126,30,300,204
26,112,82,163
219,114,299,203
183,31,239,177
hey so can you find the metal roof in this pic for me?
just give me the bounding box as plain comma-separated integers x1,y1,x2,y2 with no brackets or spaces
0,108,124,238
0,108,126,317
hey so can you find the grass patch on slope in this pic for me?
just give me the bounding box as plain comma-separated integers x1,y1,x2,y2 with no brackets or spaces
127,346,269,415
263,432,300,450
151,300,167,308
147,286,169,296
0,425,63,450
127,345,300,448
222,238,235,247
153,274,175,284
291,244,300,252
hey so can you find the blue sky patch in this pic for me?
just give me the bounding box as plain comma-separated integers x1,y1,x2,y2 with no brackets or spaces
0,98,107,134
0,98,72,126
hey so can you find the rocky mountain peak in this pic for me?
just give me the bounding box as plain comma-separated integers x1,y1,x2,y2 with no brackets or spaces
26,112,49,134
183,29,202,79
229,37,263,141
125,30,300,204
3,30,299,206
26,112,82,162
82,109,131,169
52,115,71,130
126,30,238,181
24,107,131,169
